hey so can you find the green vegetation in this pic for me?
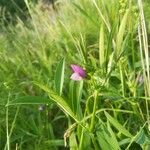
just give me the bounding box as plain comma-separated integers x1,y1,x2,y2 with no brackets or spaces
0,0,150,149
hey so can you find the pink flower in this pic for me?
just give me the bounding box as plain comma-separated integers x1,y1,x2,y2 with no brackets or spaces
70,64,86,81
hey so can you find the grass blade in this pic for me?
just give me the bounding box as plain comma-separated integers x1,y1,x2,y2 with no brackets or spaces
35,82,79,122
72,2,98,26
104,111,132,138
99,24,105,68
54,57,65,96
6,96,50,106
96,123,116,150
116,10,129,58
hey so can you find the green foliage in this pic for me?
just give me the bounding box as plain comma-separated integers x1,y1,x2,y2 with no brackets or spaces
0,0,26,24
54,58,65,96
0,0,150,149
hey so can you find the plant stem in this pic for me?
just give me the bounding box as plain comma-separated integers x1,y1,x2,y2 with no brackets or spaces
90,90,98,132
119,64,125,97
5,93,10,150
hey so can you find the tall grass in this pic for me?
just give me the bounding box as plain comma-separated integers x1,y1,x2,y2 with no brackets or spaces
0,0,150,149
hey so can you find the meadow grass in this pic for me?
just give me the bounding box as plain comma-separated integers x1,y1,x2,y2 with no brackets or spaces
0,0,150,149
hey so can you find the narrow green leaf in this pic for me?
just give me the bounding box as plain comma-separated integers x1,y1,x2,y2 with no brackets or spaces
107,52,114,74
55,58,65,95
6,96,50,106
104,111,132,138
69,80,75,112
119,138,131,146
76,80,83,119
107,121,121,149
96,124,115,150
45,139,64,146
35,82,79,122
70,131,78,150
99,24,105,68
79,129,92,150
69,80,83,118
49,91,78,121
116,10,129,57
134,129,147,145
72,2,98,26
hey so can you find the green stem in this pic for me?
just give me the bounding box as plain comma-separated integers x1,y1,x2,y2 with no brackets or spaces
90,134,99,150
119,64,125,97
5,93,11,150
90,90,98,132
79,128,84,150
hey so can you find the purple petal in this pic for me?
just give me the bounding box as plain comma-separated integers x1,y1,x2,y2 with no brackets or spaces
70,72,83,81
71,64,86,78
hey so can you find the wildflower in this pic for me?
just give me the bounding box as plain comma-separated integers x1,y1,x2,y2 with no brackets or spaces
70,64,86,81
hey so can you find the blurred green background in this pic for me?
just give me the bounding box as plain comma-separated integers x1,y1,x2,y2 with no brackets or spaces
0,0,38,24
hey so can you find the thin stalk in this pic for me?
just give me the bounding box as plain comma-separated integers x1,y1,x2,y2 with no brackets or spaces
78,128,84,150
131,33,136,73
5,93,11,150
78,95,93,149
92,0,116,49
138,26,147,121
119,64,125,97
138,1,150,83
138,0,150,128
90,90,98,132
79,91,99,149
